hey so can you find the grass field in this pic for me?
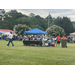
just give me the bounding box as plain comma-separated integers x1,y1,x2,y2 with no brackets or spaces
0,40,75,65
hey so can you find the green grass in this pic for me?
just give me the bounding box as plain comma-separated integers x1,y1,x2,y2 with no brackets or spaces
0,40,75,65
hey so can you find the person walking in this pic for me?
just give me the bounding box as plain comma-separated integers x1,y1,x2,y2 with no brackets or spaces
7,32,14,47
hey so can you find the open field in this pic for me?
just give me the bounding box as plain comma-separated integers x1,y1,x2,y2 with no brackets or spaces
0,40,75,65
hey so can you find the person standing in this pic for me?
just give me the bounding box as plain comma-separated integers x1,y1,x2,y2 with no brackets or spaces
62,35,66,39
54,37,57,46
56,35,61,46
47,38,51,47
7,32,14,47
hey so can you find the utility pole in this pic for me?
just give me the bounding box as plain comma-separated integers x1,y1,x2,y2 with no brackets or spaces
48,12,52,28
48,12,51,28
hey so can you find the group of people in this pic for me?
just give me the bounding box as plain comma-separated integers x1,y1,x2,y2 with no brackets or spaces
47,35,67,47
23,35,42,41
6,31,67,47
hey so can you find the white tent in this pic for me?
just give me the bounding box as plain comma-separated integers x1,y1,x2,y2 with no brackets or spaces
2,32,10,35
70,32,75,35
2,32,17,36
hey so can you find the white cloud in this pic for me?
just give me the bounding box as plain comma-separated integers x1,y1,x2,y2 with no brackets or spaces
28,9,49,17
51,9,75,21
5,9,75,21
5,9,15,12
4,9,47,17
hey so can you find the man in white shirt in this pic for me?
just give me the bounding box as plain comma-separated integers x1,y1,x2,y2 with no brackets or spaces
7,32,14,47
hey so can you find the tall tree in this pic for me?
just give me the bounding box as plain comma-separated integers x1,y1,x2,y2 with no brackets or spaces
45,12,53,28
29,13,35,17
72,21,75,32
46,25,65,37
13,24,31,37
0,9,5,21
52,17,74,35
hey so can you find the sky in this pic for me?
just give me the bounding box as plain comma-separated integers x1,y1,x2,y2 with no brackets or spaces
5,9,75,21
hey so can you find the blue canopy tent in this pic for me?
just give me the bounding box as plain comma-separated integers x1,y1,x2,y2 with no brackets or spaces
24,28,48,35
0,32,3,39
0,32,3,34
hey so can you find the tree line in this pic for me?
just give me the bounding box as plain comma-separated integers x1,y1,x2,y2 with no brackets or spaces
0,9,75,36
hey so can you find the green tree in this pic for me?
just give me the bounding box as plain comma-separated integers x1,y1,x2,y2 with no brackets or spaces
45,12,53,27
72,21,75,32
46,25,65,37
13,24,31,37
29,13,35,17
52,17,74,35
17,17,31,26
30,15,48,30
30,24,44,30
0,9,5,21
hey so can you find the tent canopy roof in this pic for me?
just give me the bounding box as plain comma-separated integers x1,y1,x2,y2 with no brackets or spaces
0,29,14,33
24,28,48,35
0,32,3,34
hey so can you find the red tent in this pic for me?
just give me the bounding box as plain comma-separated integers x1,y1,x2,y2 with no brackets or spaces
0,29,14,33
